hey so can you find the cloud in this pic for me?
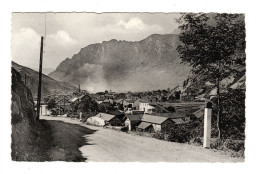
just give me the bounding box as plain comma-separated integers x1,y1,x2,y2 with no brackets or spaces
12,27,41,68
114,17,163,33
117,18,146,30
47,30,76,47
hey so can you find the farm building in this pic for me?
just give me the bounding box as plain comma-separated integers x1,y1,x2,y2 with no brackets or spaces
137,114,174,132
87,113,122,126
124,114,142,131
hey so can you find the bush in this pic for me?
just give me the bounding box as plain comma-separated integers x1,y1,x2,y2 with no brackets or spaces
165,120,204,143
223,139,245,152
152,132,165,140
189,137,203,146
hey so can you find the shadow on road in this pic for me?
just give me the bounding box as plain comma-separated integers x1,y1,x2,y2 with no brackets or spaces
39,120,96,161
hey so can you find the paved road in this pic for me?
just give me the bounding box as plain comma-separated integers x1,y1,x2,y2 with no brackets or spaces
41,116,244,162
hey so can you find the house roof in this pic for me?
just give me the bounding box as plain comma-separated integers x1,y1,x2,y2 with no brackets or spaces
70,95,86,102
138,99,149,103
141,114,169,125
126,114,142,121
94,113,116,121
134,99,149,103
70,97,78,102
137,122,152,129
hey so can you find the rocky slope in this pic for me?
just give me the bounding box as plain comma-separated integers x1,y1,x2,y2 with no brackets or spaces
11,68,45,160
49,34,191,92
12,61,77,97
180,64,246,100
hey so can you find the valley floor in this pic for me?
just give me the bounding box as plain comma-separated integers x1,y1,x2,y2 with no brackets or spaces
41,116,244,162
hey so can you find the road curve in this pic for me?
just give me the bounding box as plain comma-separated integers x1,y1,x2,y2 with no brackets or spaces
41,116,244,162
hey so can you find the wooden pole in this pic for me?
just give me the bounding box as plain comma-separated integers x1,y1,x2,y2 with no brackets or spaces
63,95,65,113
36,36,44,121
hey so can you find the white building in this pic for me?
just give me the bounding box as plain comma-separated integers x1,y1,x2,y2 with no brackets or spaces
40,104,51,116
139,101,155,114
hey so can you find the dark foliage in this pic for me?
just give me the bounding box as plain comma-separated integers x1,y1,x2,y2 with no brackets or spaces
212,89,245,139
78,95,99,113
165,120,204,143
47,99,56,110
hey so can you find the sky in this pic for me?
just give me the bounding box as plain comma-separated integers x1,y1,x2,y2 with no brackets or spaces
11,13,181,71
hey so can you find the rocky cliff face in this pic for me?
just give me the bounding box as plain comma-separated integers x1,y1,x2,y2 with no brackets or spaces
49,34,191,92
11,68,36,160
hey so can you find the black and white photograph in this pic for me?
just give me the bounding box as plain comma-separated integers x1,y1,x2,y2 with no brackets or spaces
1,0,259,173
11,12,245,162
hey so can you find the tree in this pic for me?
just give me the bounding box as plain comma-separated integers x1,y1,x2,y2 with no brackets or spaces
177,13,245,139
47,99,56,110
78,95,98,113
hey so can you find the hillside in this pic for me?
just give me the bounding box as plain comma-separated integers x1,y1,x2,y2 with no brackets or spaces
49,34,191,92
12,61,77,97
180,64,246,101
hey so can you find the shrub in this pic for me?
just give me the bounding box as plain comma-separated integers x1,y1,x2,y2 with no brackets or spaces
165,120,204,143
152,132,165,140
223,139,245,152
189,137,203,146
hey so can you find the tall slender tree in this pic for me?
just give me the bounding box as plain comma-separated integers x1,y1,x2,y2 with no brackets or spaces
177,13,245,139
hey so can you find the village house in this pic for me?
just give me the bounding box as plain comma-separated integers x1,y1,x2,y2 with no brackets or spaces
139,100,156,114
87,113,122,126
137,114,174,132
133,99,148,110
124,114,142,131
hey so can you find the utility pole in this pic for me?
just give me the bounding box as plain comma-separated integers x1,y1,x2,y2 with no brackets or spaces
36,36,44,121
63,95,65,113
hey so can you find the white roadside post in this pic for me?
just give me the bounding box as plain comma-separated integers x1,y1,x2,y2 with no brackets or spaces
79,112,82,122
203,102,212,148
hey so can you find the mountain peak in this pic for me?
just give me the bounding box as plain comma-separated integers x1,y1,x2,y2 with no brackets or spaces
49,34,190,93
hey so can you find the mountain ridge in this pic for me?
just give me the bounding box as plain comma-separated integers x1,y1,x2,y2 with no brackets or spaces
12,61,77,97
49,34,191,92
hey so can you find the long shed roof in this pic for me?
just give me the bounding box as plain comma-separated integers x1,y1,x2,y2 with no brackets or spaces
137,122,152,129
141,114,168,125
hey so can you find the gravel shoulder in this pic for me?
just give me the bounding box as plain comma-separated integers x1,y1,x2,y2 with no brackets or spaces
41,116,244,162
